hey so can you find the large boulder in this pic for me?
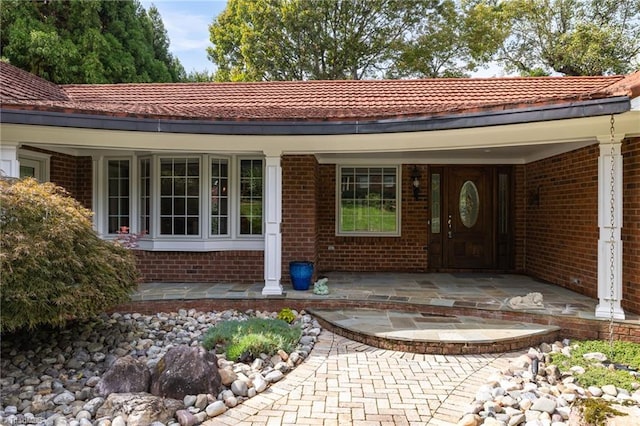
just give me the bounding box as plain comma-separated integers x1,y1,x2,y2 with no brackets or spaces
96,356,151,396
95,392,183,426
150,346,222,400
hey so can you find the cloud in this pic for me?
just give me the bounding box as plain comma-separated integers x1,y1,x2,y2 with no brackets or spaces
142,1,225,53
162,10,212,52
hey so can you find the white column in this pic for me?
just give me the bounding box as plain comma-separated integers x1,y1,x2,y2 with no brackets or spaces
262,154,283,295
595,136,625,320
0,141,20,178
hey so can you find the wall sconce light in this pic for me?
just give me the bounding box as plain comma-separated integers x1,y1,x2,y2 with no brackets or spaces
411,166,420,201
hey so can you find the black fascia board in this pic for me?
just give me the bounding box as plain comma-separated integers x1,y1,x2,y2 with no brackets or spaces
0,96,630,136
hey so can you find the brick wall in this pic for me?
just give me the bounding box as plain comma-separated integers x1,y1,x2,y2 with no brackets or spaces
21,146,93,209
524,144,599,298
622,137,640,313
316,164,428,272
281,155,319,282
135,251,263,283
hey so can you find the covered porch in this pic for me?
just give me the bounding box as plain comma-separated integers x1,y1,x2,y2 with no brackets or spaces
123,272,640,354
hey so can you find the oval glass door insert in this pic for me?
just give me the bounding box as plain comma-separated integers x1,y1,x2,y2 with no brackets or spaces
459,180,479,228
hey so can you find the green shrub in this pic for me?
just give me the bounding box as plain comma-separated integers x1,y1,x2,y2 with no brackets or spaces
202,317,302,362
0,178,138,332
277,307,296,324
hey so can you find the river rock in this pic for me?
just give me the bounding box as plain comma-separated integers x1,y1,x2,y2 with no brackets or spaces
150,346,221,400
95,392,184,425
96,356,151,396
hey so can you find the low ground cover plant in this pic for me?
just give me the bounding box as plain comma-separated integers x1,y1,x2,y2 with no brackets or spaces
549,340,640,391
202,317,302,362
0,178,138,332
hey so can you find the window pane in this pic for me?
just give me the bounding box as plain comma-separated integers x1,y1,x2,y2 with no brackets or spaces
239,159,263,235
159,158,200,236
431,174,440,234
210,159,229,236
339,166,398,234
139,158,151,234
107,160,130,234
174,198,185,215
187,197,199,215
160,217,172,234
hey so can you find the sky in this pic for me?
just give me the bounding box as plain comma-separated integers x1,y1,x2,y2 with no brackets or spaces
141,0,506,77
141,0,227,74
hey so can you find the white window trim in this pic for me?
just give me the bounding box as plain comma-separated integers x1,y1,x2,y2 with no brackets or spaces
18,149,50,181
335,164,402,237
95,153,264,251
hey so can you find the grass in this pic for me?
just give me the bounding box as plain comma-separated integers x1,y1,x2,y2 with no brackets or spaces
202,317,302,362
549,340,640,391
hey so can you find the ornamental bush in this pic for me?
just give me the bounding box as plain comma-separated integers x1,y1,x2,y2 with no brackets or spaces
0,178,138,333
202,317,302,362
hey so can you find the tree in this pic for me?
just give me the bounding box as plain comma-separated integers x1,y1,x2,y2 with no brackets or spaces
208,0,434,81
466,0,640,76
0,178,138,332
147,4,186,82
0,0,184,83
387,0,479,78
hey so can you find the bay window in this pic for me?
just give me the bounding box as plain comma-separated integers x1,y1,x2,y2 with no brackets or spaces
99,154,263,249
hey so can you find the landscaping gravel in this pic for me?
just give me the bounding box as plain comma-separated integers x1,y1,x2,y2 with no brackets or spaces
0,309,320,426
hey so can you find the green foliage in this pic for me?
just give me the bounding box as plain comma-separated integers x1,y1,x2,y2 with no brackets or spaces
466,0,640,76
208,0,433,81
577,398,626,425
388,0,478,78
0,178,138,332
202,317,302,362
277,308,296,324
0,0,184,83
577,367,637,391
549,340,640,391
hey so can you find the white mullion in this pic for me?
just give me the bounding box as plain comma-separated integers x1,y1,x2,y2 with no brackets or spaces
201,154,209,239
231,155,238,239
93,155,104,234
130,154,138,235
151,155,160,238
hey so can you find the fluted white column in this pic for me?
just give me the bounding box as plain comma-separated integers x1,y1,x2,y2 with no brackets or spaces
595,136,625,320
262,154,283,295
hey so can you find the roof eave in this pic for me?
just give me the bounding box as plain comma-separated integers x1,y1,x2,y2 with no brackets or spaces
0,96,631,136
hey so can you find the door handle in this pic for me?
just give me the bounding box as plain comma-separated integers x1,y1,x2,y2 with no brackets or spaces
447,214,452,239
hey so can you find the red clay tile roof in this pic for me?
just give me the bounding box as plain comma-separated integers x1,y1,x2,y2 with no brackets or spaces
1,62,636,122
0,62,69,102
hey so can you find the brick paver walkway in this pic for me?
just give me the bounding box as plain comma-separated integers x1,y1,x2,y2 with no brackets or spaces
204,330,517,426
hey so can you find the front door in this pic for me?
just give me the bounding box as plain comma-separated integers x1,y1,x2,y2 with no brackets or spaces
428,166,512,270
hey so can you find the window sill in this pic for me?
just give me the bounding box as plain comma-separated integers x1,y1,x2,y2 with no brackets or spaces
130,239,264,252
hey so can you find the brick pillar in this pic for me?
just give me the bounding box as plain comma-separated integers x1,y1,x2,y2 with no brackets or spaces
282,155,319,285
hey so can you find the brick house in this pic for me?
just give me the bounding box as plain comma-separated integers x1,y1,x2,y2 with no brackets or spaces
1,62,639,318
